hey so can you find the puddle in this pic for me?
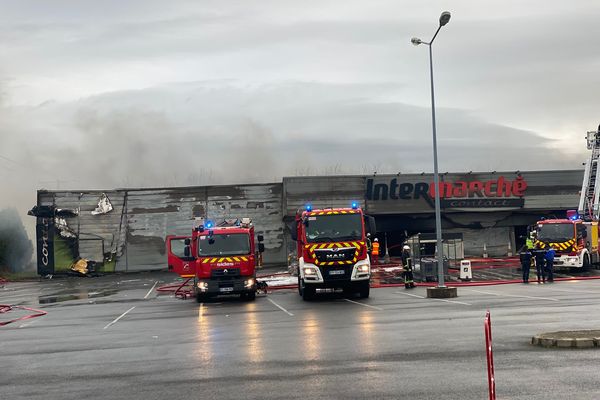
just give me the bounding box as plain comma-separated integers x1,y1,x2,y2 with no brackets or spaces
38,289,119,304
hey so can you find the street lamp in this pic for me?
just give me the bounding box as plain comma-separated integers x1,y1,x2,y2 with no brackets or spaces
412,11,455,296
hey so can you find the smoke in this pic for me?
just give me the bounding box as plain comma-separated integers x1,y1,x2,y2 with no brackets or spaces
0,208,34,272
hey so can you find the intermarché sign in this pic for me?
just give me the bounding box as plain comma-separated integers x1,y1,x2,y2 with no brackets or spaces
365,176,527,208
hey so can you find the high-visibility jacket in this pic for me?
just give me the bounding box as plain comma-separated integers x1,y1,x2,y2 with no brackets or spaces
525,238,534,249
372,242,380,255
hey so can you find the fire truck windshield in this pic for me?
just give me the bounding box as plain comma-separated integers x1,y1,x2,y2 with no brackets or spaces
537,223,574,242
305,214,363,243
198,233,250,256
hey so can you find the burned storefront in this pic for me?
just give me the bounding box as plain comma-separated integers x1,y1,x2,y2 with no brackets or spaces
32,169,583,274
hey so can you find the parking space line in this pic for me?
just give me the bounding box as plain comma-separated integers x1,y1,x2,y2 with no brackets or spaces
267,298,294,316
467,289,559,302
144,281,159,299
395,291,425,299
343,299,383,311
103,306,136,329
19,319,40,329
541,287,599,295
432,298,472,306
394,291,471,306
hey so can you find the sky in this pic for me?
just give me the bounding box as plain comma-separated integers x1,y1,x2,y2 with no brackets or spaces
1,0,600,241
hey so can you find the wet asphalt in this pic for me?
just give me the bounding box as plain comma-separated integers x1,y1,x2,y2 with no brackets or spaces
1,271,600,400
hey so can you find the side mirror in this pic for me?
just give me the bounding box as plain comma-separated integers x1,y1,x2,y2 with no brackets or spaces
258,243,265,253
257,234,264,242
184,246,191,257
184,238,191,245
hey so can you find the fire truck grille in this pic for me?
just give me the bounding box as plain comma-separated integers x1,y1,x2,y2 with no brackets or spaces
314,247,356,263
211,268,241,278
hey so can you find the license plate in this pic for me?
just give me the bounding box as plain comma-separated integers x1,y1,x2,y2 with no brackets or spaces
329,270,345,275
219,287,234,292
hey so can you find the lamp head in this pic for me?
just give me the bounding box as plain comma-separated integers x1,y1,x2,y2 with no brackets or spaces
411,37,423,46
439,11,451,26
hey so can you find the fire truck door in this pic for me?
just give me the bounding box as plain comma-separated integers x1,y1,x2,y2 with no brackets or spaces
166,235,195,277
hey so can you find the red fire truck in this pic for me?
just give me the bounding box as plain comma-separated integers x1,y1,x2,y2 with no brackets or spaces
166,218,264,302
531,127,600,269
534,215,598,269
291,203,376,300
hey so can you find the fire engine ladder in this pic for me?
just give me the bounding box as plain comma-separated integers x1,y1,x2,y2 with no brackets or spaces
578,128,600,221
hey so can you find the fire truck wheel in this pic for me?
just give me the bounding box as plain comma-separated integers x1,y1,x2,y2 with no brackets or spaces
196,293,209,303
241,291,256,301
583,254,591,270
358,281,370,299
302,282,315,301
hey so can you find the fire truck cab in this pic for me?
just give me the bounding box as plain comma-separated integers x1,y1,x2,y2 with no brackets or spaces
534,215,598,269
166,218,264,302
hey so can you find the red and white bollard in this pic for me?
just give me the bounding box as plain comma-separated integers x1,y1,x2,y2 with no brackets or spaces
484,310,496,400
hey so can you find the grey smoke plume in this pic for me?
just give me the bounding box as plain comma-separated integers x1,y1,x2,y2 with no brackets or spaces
0,208,34,272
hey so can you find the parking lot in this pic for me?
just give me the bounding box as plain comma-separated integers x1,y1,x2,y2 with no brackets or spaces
2,272,600,400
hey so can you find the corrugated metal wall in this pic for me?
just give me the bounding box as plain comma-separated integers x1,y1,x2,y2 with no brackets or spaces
39,191,127,263
41,183,284,271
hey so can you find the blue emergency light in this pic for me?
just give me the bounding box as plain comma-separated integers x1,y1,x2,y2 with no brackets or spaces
351,201,359,209
305,204,312,212
205,220,214,229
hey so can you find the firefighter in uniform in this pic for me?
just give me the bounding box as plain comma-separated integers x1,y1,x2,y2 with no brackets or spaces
366,233,373,257
371,238,380,265
533,244,546,283
519,246,532,284
401,244,415,289
525,232,534,251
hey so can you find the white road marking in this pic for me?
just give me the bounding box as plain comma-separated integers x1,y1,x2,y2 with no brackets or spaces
394,291,471,305
542,287,599,295
467,289,559,302
144,281,159,299
343,298,383,311
18,319,40,329
432,298,472,306
395,291,425,299
266,298,294,316
103,306,136,330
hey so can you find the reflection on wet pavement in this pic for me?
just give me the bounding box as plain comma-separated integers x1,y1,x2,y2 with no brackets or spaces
38,289,119,304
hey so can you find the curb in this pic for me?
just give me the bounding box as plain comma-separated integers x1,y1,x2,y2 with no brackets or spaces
531,331,600,348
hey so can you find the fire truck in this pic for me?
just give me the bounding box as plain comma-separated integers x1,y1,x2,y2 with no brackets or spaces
532,126,600,268
291,203,376,300
534,216,597,268
166,218,264,302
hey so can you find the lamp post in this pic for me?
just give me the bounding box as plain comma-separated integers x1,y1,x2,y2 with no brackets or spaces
412,12,457,297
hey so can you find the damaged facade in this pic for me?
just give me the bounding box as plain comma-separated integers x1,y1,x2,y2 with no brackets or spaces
32,170,583,274
32,184,284,274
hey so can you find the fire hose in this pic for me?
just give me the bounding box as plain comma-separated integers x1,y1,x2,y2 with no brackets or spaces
157,270,600,299
0,304,48,327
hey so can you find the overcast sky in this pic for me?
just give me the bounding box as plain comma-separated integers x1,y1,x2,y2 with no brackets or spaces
1,0,600,232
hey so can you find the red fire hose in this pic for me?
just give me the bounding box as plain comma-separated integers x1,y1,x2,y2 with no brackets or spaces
0,304,48,327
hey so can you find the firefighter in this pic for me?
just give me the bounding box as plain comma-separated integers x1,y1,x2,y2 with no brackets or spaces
371,238,380,265
401,244,415,288
366,233,373,256
519,246,532,284
545,246,555,282
525,230,535,250
533,245,546,283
